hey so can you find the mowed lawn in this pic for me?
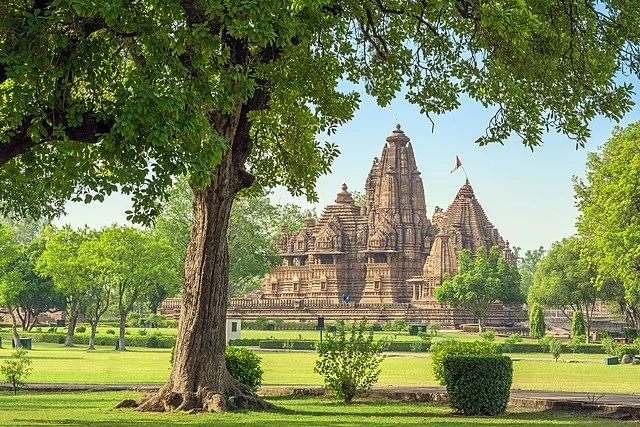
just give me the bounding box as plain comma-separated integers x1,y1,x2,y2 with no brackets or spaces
0,343,638,395
0,392,634,427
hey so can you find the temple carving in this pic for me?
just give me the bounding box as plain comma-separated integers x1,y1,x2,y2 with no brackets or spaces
245,125,516,310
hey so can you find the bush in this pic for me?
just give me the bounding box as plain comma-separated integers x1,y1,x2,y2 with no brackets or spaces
571,311,586,338
538,336,554,352
314,319,384,404
479,330,495,342
0,349,33,395
623,327,638,339
567,334,586,353
126,312,140,328
391,319,408,332
75,325,87,333
502,334,524,353
549,337,562,362
57,336,65,344
254,316,269,330
427,323,440,335
409,341,429,352
602,337,616,355
225,347,264,392
615,345,638,360
529,303,546,338
166,320,178,328
105,329,116,335
138,329,148,336
443,355,513,415
431,340,502,385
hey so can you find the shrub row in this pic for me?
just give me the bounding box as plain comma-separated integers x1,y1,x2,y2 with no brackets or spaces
502,342,605,354
259,340,316,350
228,338,262,346
18,332,176,348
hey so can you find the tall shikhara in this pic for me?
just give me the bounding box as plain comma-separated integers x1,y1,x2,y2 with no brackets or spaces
249,125,515,305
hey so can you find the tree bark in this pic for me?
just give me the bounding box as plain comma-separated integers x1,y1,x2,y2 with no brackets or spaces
136,114,273,413
8,305,22,349
88,322,97,350
65,312,77,347
119,313,127,351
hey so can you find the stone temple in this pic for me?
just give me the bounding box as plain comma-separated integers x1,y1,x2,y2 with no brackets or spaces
228,125,522,326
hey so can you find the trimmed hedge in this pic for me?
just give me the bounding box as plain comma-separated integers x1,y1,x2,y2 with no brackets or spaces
228,338,262,346
431,340,502,385
20,332,176,348
502,342,605,354
443,355,513,415
259,340,316,350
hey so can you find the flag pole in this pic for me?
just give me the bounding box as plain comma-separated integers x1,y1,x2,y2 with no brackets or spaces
461,164,469,182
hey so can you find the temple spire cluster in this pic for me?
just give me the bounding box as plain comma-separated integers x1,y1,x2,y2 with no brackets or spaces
249,125,515,305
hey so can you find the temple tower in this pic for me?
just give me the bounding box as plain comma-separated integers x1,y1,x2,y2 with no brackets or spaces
414,179,515,303
360,125,431,303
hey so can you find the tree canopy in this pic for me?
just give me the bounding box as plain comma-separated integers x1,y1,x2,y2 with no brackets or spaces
575,122,640,312
3,0,640,413
435,246,523,331
2,1,640,221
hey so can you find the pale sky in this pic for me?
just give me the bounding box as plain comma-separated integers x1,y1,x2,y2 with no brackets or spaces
55,85,640,252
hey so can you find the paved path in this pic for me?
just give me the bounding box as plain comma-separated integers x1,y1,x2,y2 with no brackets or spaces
3,383,638,408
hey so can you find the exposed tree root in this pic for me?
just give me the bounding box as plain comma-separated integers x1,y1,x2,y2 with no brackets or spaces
131,375,276,413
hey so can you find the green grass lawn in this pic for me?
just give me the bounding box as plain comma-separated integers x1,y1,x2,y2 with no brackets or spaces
0,392,633,427
0,343,636,395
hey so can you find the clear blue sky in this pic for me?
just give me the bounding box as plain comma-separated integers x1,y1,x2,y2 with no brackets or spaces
55,85,640,252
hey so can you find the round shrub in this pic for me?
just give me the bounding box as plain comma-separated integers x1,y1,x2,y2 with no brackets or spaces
431,340,502,385
443,355,513,415
105,329,115,335
57,336,65,344
75,325,87,333
225,346,264,393
138,329,147,336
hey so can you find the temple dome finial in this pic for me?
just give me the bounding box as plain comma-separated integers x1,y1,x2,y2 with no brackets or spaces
335,183,354,205
386,123,409,146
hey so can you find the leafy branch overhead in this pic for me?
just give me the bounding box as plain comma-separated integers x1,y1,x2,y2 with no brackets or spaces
1,0,640,221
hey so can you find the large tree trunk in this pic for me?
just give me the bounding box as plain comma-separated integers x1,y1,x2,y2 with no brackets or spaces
136,114,273,413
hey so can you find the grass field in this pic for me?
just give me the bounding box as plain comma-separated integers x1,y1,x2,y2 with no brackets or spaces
0,343,637,394
0,392,633,426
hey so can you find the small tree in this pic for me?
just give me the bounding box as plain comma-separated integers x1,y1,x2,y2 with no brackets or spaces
548,337,562,362
391,319,407,333
479,330,495,342
147,314,167,331
571,311,586,338
529,304,546,338
0,348,33,395
428,323,440,336
314,319,384,404
567,335,586,353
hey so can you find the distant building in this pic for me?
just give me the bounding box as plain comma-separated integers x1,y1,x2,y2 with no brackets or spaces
245,124,516,306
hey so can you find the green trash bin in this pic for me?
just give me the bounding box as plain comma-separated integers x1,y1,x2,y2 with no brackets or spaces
605,356,619,365
12,337,32,350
